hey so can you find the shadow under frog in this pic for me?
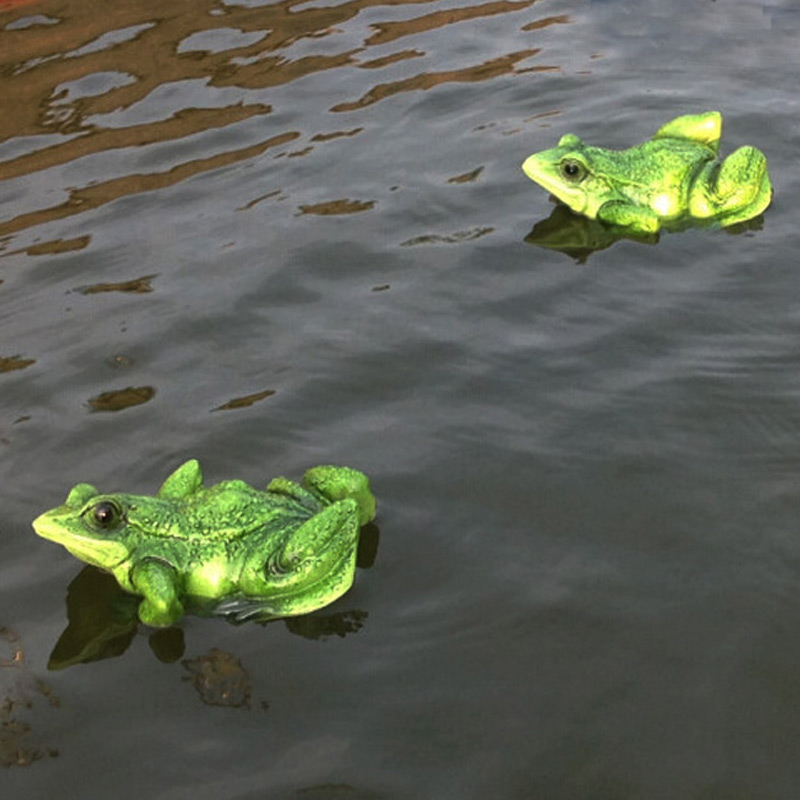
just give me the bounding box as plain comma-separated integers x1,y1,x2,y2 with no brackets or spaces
47,520,380,671
525,202,766,264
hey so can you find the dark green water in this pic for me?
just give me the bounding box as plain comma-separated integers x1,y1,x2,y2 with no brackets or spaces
2,0,800,796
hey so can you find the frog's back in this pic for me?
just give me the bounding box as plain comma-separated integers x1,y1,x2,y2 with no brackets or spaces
181,480,314,544
584,137,715,218
594,137,713,190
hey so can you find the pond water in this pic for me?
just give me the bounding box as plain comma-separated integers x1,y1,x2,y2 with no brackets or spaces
2,0,800,796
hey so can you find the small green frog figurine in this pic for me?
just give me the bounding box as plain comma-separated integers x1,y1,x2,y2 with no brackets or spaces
522,111,771,233
33,460,376,627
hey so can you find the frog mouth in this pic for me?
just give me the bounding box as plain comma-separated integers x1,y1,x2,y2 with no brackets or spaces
32,513,129,567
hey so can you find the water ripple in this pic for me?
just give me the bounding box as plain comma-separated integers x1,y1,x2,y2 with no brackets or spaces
0,0,568,240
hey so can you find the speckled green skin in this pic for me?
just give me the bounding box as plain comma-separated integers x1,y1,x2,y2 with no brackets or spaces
522,112,771,233
32,460,376,627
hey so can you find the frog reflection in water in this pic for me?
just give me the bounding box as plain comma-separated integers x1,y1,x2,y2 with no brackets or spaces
522,111,771,234
32,460,376,627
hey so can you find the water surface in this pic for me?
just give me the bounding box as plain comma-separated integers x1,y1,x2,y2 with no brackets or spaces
2,0,800,797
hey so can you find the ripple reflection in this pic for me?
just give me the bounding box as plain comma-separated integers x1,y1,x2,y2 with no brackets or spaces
0,0,568,238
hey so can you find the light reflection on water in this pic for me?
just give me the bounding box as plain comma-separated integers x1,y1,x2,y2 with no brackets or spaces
0,0,563,239
2,0,800,797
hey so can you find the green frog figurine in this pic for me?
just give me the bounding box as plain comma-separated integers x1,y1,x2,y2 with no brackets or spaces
522,111,771,233
32,460,376,627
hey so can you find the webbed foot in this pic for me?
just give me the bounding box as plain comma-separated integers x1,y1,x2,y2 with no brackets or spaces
654,111,721,151
303,466,376,525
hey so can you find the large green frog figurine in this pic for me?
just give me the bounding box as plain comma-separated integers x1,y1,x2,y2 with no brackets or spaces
522,111,771,233
32,460,376,627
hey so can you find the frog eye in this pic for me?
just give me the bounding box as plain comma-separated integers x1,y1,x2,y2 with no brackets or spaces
85,500,124,532
560,159,586,182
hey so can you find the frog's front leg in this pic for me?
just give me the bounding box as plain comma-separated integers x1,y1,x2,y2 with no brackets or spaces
597,201,661,233
690,146,771,223
130,558,184,627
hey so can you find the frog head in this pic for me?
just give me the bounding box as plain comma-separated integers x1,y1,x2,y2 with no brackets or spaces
32,460,202,570
522,134,615,219
32,482,138,569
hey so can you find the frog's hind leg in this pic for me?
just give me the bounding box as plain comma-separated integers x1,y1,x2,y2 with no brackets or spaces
693,146,772,225
276,501,359,578
716,146,770,211
266,476,321,512
238,500,360,617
